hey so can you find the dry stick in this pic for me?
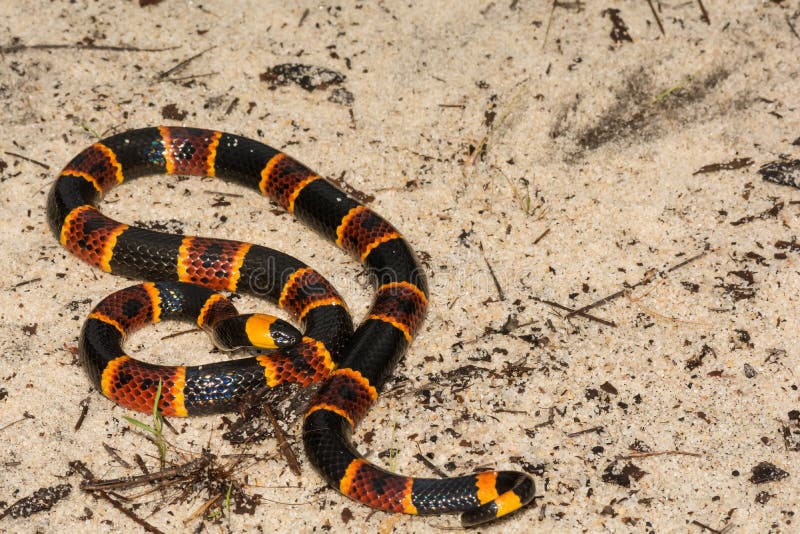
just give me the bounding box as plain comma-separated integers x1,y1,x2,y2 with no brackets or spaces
666,251,707,273
646,0,665,35
391,145,448,163
183,493,222,525
0,43,177,54
204,190,244,197
563,289,628,321
483,253,506,301
4,150,50,169
157,46,215,79
533,228,550,245
298,8,310,27
10,277,41,289
414,450,448,478
101,490,166,534
134,454,150,476
81,457,209,491
348,108,357,130
564,250,707,320
160,327,202,341
786,14,800,40
542,0,558,49
453,317,536,348
224,97,240,116
262,403,301,476
696,0,710,25
74,397,90,431
618,450,702,460
0,417,27,432
75,462,166,534
534,407,556,428
161,417,179,436
103,443,133,468
567,426,603,437
161,72,219,82
538,502,547,521
532,297,616,327
691,520,722,534
219,453,258,460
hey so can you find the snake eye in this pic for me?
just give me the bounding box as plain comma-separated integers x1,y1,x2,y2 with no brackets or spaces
269,319,302,348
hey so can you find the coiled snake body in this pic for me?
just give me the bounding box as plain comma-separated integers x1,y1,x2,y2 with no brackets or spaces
47,126,534,526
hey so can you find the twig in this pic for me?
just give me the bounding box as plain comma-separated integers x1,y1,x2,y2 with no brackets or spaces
80,457,209,491
619,450,702,460
157,46,214,79
691,520,721,533
160,72,219,83
0,418,23,432
262,403,301,476
390,145,448,163
298,8,310,27
3,150,50,169
667,251,707,273
224,97,240,116
696,0,710,25
73,462,166,534
646,0,665,35
183,493,221,525
0,43,178,54
567,426,604,437
134,454,149,476
74,397,90,431
160,327,202,341
534,407,556,428
533,228,550,245
103,491,165,534
414,451,448,478
204,190,244,197
103,443,132,468
787,14,800,41
565,250,707,319
543,0,558,49
161,417,179,435
532,297,616,327
481,242,505,301
564,289,628,321
10,277,41,289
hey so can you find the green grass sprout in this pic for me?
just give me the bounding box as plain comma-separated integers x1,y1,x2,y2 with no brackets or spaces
122,379,167,468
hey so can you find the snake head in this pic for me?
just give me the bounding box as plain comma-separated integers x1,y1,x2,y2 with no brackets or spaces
211,313,301,350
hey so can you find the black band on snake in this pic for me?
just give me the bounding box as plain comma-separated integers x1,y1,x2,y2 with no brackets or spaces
46,126,535,526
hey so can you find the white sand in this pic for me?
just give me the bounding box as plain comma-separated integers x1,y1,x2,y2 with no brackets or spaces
1,1,798,532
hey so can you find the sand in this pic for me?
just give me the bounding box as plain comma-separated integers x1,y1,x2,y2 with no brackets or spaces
1,1,798,532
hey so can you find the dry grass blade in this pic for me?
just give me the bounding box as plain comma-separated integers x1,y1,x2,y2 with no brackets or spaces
183,493,222,525
262,403,301,476
80,457,211,491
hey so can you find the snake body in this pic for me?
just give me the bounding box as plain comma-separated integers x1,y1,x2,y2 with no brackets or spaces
47,126,535,525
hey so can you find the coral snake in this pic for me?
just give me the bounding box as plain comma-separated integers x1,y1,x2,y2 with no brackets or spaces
46,126,535,526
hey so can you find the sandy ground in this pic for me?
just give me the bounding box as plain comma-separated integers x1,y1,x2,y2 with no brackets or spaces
1,1,799,532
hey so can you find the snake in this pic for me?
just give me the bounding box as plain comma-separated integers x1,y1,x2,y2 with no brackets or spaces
46,126,535,526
